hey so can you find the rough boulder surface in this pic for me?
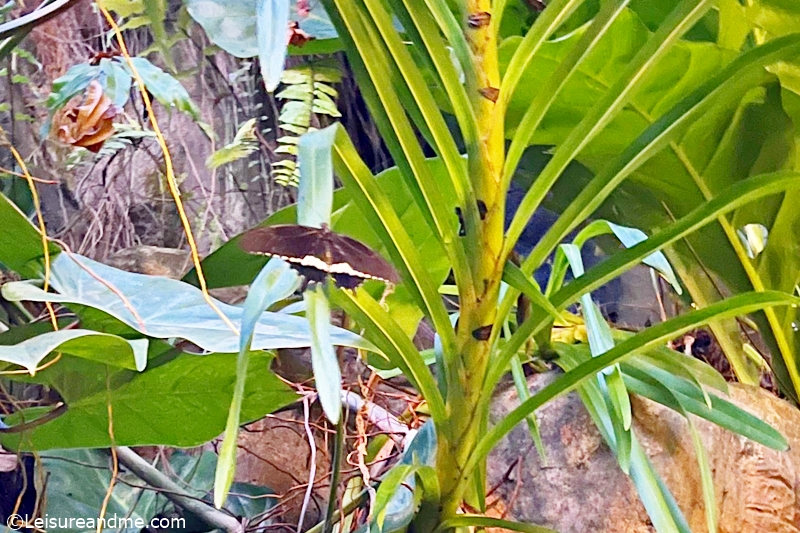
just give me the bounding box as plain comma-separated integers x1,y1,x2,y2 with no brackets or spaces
487,372,800,533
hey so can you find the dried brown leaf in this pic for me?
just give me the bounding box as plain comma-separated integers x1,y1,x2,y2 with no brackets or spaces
54,80,120,152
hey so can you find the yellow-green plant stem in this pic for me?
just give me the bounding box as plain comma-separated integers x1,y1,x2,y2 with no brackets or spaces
436,0,505,521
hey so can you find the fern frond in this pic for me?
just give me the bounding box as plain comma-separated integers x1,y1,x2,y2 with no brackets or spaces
206,118,259,169
271,60,342,186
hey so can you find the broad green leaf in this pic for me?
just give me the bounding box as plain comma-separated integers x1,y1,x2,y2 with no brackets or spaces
508,16,800,392
0,320,70,347
503,0,631,187
46,63,100,111
2,252,372,354
1,351,296,450
497,0,586,117
122,57,200,120
98,58,133,107
0,329,147,373
0,341,172,403
42,449,159,533
745,0,800,40
499,8,726,158
184,0,340,58
617,88,798,387
0,191,60,277
628,0,718,41
718,0,751,51
503,0,717,258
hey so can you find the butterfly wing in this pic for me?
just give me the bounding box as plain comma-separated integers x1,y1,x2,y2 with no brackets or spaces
239,225,329,263
327,233,400,284
239,224,400,286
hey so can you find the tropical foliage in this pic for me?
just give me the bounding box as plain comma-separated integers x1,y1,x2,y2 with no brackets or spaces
1,0,800,532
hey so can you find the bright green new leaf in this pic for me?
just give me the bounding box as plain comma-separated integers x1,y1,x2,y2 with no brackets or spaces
0,329,147,373
0,192,60,277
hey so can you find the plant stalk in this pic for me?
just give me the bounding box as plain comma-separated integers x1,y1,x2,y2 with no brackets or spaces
115,447,243,533
437,0,505,521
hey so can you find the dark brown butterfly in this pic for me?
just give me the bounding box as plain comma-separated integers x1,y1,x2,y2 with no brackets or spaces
239,224,400,290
